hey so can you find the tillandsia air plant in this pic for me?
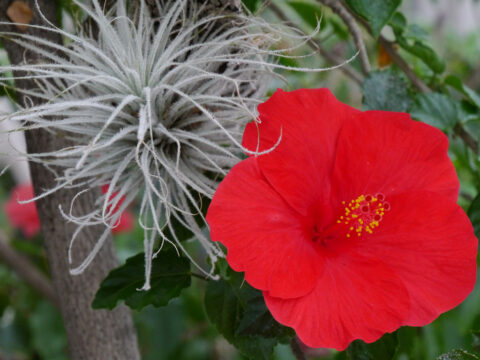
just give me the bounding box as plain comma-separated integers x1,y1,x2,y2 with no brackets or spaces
0,0,342,289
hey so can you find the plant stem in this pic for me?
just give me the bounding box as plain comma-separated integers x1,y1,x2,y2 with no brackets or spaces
268,2,364,84
290,337,307,360
317,0,371,74
0,232,58,307
334,0,479,154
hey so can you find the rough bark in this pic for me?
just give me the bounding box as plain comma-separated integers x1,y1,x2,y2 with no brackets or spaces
0,1,140,359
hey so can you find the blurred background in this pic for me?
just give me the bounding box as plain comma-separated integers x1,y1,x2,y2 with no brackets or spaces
0,0,479,359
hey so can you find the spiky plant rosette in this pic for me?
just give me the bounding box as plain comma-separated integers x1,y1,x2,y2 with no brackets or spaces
0,0,339,289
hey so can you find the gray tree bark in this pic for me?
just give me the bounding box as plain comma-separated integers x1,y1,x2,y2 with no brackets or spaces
0,1,140,359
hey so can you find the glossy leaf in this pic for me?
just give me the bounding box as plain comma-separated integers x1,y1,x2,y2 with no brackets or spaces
396,36,445,74
205,269,294,359
346,333,398,360
345,0,401,37
362,69,412,111
92,247,191,310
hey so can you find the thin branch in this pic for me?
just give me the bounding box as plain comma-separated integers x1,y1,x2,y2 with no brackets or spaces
290,337,307,360
269,2,363,84
317,0,370,74
377,37,430,92
454,123,479,154
337,1,478,153
0,232,59,308
333,1,429,92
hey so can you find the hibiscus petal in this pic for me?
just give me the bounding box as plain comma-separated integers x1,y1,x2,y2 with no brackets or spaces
264,253,409,350
207,156,320,298
112,211,135,234
331,111,459,203
360,191,477,326
243,88,359,216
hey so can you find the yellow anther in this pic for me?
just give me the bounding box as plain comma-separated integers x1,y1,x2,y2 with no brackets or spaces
337,194,389,240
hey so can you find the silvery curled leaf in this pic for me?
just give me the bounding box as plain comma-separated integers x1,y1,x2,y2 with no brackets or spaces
0,0,349,289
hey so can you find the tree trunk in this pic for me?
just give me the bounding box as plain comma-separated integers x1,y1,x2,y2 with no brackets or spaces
0,1,140,359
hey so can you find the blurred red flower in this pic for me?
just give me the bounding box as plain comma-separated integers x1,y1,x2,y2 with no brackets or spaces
100,184,135,234
4,184,40,238
207,88,478,350
5,183,134,237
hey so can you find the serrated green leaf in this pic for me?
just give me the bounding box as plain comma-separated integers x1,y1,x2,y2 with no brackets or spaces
346,333,398,360
436,349,480,360
445,75,480,109
205,269,294,359
287,1,323,29
92,247,191,310
345,0,401,37
397,36,445,74
468,194,480,240
409,92,460,131
362,69,412,111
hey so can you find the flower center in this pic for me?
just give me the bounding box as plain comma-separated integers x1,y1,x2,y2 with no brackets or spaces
336,193,390,238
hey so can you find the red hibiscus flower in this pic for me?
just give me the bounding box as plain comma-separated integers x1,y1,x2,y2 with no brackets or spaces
206,88,478,350
101,184,135,234
4,183,134,238
4,184,40,238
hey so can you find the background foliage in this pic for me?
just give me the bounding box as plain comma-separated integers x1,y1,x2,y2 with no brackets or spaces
0,0,479,359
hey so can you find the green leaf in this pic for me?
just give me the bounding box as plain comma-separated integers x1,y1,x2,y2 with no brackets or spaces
445,75,480,109
92,247,191,310
409,92,460,131
396,36,445,74
344,0,401,37
468,194,480,240
236,291,295,342
287,1,323,29
395,327,424,360
361,69,412,111
346,333,398,360
404,24,429,42
436,349,480,360
205,269,294,359
389,12,406,34
242,0,262,13
29,301,68,360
